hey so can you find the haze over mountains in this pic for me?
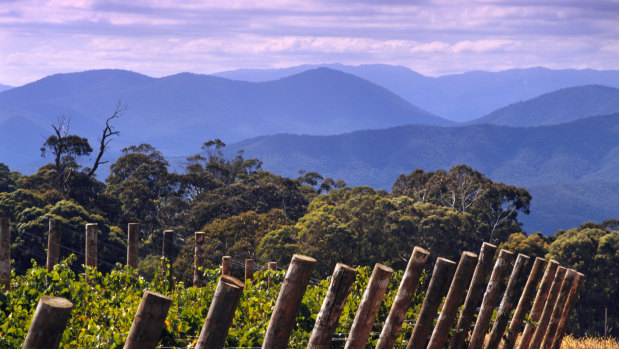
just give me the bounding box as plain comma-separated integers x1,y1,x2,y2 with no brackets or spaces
0,64,618,233
215,64,619,122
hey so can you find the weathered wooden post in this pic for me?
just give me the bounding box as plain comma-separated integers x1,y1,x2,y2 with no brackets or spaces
245,258,255,283
127,223,139,269
540,269,578,349
222,256,231,275
345,263,394,349
528,266,568,349
124,290,172,349
467,249,514,349
503,257,548,349
426,251,478,349
376,246,430,349
268,261,277,288
22,296,73,349
162,229,173,260
449,242,497,349
85,223,98,284
47,218,61,272
485,253,531,349
406,257,457,349
193,232,206,287
196,275,245,349
551,272,585,349
308,263,357,349
0,217,10,288
518,259,560,349
262,254,316,349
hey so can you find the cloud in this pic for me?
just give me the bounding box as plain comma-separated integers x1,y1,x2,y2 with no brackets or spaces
1,0,618,85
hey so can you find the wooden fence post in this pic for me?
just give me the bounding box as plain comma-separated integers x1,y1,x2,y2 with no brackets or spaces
85,223,98,284
308,263,357,349
196,275,245,349
47,218,61,272
268,261,277,288
262,254,316,349
485,253,531,349
0,217,10,288
376,246,430,349
124,290,172,349
162,229,173,259
245,258,255,283
551,272,585,349
528,266,568,349
467,249,514,349
449,242,497,349
426,251,478,349
540,269,578,349
344,263,393,349
127,223,139,269
222,256,231,275
406,257,457,349
503,257,548,349
22,296,73,349
193,232,206,287
518,259,560,349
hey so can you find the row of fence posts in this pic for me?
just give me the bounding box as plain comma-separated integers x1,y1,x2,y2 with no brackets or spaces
0,218,585,349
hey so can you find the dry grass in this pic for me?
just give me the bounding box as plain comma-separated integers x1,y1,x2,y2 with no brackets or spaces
560,335,619,348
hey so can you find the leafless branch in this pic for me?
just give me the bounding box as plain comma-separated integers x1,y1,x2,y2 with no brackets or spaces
87,101,125,177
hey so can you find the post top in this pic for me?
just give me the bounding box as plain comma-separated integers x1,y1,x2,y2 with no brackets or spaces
498,249,514,256
143,290,173,301
436,257,457,265
291,254,317,263
413,246,430,255
516,253,531,260
335,262,357,272
481,242,497,249
40,295,73,309
221,274,245,288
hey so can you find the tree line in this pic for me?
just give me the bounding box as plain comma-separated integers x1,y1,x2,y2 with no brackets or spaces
0,111,616,336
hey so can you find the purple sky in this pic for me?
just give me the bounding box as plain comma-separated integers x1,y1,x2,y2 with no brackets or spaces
1,0,619,86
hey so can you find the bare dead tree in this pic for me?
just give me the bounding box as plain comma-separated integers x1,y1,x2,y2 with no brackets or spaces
87,101,125,177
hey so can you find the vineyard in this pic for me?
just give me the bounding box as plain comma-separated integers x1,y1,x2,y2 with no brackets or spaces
0,217,599,349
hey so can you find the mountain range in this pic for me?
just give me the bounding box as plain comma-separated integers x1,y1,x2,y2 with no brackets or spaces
1,65,618,234
0,84,11,93
226,114,619,234
215,64,619,122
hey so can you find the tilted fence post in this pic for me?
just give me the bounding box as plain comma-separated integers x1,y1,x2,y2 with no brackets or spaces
124,290,172,349
503,257,548,349
467,249,514,349
47,218,61,272
406,257,457,349
262,254,316,349
344,263,393,349
0,217,10,288
127,223,139,269
550,272,585,349
193,232,206,287
485,253,531,349
376,246,430,349
22,296,73,349
528,266,568,349
308,263,357,349
449,242,498,349
196,275,245,349
518,259,560,349
426,251,478,349
540,269,578,349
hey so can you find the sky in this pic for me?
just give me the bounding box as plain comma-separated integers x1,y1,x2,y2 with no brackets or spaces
1,0,619,86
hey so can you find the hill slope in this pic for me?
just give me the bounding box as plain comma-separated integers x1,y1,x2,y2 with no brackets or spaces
228,114,619,233
0,68,449,168
0,84,12,93
471,85,619,126
216,65,619,122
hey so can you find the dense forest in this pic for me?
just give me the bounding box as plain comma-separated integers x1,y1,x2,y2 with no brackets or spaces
0,122,617,339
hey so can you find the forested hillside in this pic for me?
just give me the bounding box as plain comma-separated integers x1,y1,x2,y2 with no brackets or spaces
0,127,616,341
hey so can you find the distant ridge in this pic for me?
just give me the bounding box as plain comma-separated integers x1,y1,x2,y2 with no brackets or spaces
216,65,619,122
0,84,12,92
228,114,619,233
470,85,619,126
0,67,449,168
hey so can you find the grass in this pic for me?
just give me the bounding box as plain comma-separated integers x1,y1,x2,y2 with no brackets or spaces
560,335,619,348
